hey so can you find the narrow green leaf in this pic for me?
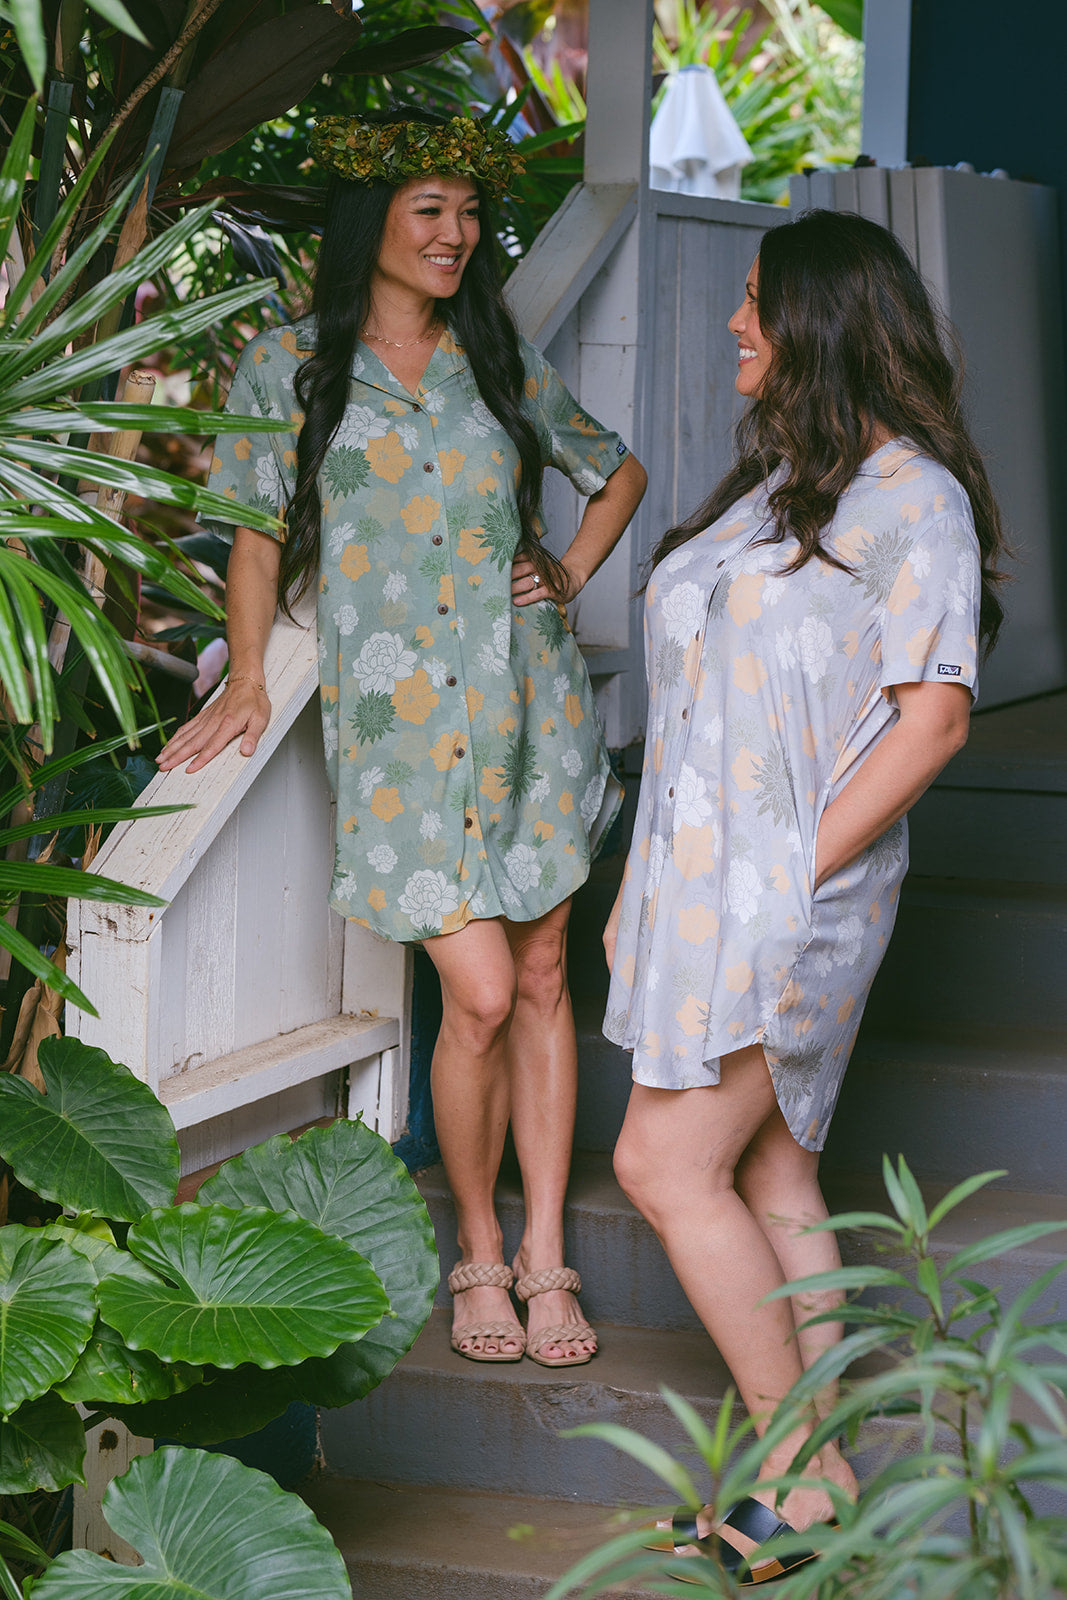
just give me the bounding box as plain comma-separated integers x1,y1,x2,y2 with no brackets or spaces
926,1169,1007,1231
84,0,148,43
0,102,36,275
800,1209,903,1234
7,2,46,94
894,1155,929,1235
946,1221,1067,1276
0,803,188,847
0,1518,50,1568
0,726,158,819
881,1152,911,1225
561,1423,701,1506
9,405,287,436
0,861,164,906
762,1264,911,1301
916,1253,943,1320
0,919,97,1014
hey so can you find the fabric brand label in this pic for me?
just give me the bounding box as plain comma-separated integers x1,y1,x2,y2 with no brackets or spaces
937,663,962,676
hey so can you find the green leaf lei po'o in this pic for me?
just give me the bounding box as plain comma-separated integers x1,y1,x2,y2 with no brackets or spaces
309,114,525,199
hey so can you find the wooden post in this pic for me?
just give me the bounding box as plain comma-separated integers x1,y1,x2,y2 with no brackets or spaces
583,0,654,187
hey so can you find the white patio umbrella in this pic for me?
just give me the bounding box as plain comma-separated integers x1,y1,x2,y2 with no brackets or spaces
649,63,753,200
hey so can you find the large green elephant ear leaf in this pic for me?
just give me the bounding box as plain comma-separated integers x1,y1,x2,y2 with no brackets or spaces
0,1394,86,1496
28,1446,352,1599
200,1119,438,1403
0,1036,179,1220
98,1204,390,1368
0,1226,97,1416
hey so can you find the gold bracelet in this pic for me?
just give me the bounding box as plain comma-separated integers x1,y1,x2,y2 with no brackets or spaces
226,673,267,693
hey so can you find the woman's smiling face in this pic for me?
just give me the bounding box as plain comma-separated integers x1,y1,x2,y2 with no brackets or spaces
372,175,481,304
727,256,774,397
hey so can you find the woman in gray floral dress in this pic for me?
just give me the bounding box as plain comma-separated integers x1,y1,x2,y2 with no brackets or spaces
161,111,646,1369
603,211,1005,1581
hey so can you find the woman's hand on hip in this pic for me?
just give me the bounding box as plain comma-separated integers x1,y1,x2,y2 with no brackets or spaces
157,678,272,775
511,553,578,607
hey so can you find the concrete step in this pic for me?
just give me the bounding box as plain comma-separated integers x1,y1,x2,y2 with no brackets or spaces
302,1478,665,1600
865,876,1067,1034
824,1025,1067,1192
414,1153,1067,1334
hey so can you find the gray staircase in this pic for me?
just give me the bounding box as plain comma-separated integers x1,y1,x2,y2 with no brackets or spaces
306,693,1067,1599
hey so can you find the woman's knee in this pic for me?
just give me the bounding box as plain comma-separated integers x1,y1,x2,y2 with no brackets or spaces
512,931,568,1011
441,975,516,1048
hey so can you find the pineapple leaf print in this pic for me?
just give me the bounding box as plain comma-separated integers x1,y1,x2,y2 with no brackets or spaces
447,497,477,536
865,817,905,869
770,1044,824,1109
246,367,272,416
359,514,385,543
419,549,449,583
857,530,911,602
350,691,395,745
482,494,518,570
502,732,538,802
534,604,567,653
326,447,372,499
656,636,685,688
754,745,797,828
386,760,415,787
540,858,558,893
484,595,510,621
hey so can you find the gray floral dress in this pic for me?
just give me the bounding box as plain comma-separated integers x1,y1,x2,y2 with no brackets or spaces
208,323,626,941
604,442,981,1149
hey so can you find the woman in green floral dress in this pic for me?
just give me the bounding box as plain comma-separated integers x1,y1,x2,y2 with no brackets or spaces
160,111,646,1368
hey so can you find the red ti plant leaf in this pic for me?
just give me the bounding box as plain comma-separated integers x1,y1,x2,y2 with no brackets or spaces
166,6,362,170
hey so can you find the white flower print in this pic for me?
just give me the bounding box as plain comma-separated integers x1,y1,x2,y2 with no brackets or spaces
491,616,511,657
395,421,420,451
469,890,488,917
661,546,699,575
316,633,327,664
647,832,668,885
562,748,583,778
350,352,365,378
761,573,787,607
910,544,932,578
383,570,408,603
697,713,724,753
334,871,358,902
420,388,446,415
397,869,460,931
809,949,834,978
352,632,417,693
726,857,763,924
646,964,660,992
672,763,713,831
505,842,542,892
946,571,970,616
321,717,338,759
835,913,865,967
795,615,835,683
460,397,496,437
553,674,569,704
529,774,551,804
455,615,466,640
426,657,450,688
253,452,282,503
476,642,507,676
367,843,398,874
419,810,443,841
359,766,385,801
775,624,798,672
499,879,522,911
334,404,389,450
333,604,359,637
580,772,607,825
660,581,705,643
328,520,357,561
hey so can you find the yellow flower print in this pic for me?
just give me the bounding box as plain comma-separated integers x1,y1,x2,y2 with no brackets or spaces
564,693,584,728
480,766,509,802
731,747,759,791
437,573,456,611
733,652,768,694
534,820,554,841
342,814,359,833
456,527,489,564
466,686,484,719
905,623,941,664
476,475,498,495
725,962,754,993
886,559,921,614
672,822,718,881
340,543,370,581
430,731,464,771
675,994,707,1036
677,904,719,943
524,376,538,399
367,887,387,911
401,494,442,534
393,669,439,725
558,791,574,815
367,434,413,483
438,448,466,485
414,625,435,648
541,716,556,736
727,571,763,626
497,715,517,736
234,438,251,461
776,978,804,1013
321,684,339,705
279,328,298,355
371,786,404,821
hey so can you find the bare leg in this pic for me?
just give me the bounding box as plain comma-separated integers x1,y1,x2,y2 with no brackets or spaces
735,1107,846,1418
504,898,594,1362
613,1044,856,1551
423,918,523,1357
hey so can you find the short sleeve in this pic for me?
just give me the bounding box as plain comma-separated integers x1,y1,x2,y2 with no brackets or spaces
200,330,301,545
518,338,630,496
879,514,982,702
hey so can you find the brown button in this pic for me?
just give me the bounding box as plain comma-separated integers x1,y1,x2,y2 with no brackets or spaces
464,816,474,830
681,708,689,720
437,604,449,616
411,404,422,413
667,786,675,798
423,461,434,473
454,746,465,759
445,675,457,687
432,534,443,546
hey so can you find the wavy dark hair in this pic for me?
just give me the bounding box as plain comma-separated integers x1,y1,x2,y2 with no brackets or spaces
282,115,560,612
651,208,1007,653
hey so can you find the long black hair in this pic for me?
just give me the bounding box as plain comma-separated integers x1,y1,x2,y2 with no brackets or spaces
651,209,1007,654
282,118,559,611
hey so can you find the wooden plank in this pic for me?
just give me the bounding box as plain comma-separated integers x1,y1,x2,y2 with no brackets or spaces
505,182,638,349
73,1417,152,1562
912,166,951,313
175,802,240,1074
278,703,340,1034
887,166,919,264
651,191,784,228
176,1081,340,1175
584,0,653,187
854,166,890,226
342,928,412,1142
159,1012,399,1129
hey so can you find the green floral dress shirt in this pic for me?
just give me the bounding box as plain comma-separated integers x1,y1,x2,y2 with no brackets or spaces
207,323,626,942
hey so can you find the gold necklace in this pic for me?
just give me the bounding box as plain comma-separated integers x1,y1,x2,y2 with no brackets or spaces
363,321,441,349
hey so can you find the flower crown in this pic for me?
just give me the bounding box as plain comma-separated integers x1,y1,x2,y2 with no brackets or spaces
309,114,525,199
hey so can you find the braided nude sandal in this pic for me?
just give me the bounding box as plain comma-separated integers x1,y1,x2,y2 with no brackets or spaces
447,1262,526,1363
514,1266,597,1368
